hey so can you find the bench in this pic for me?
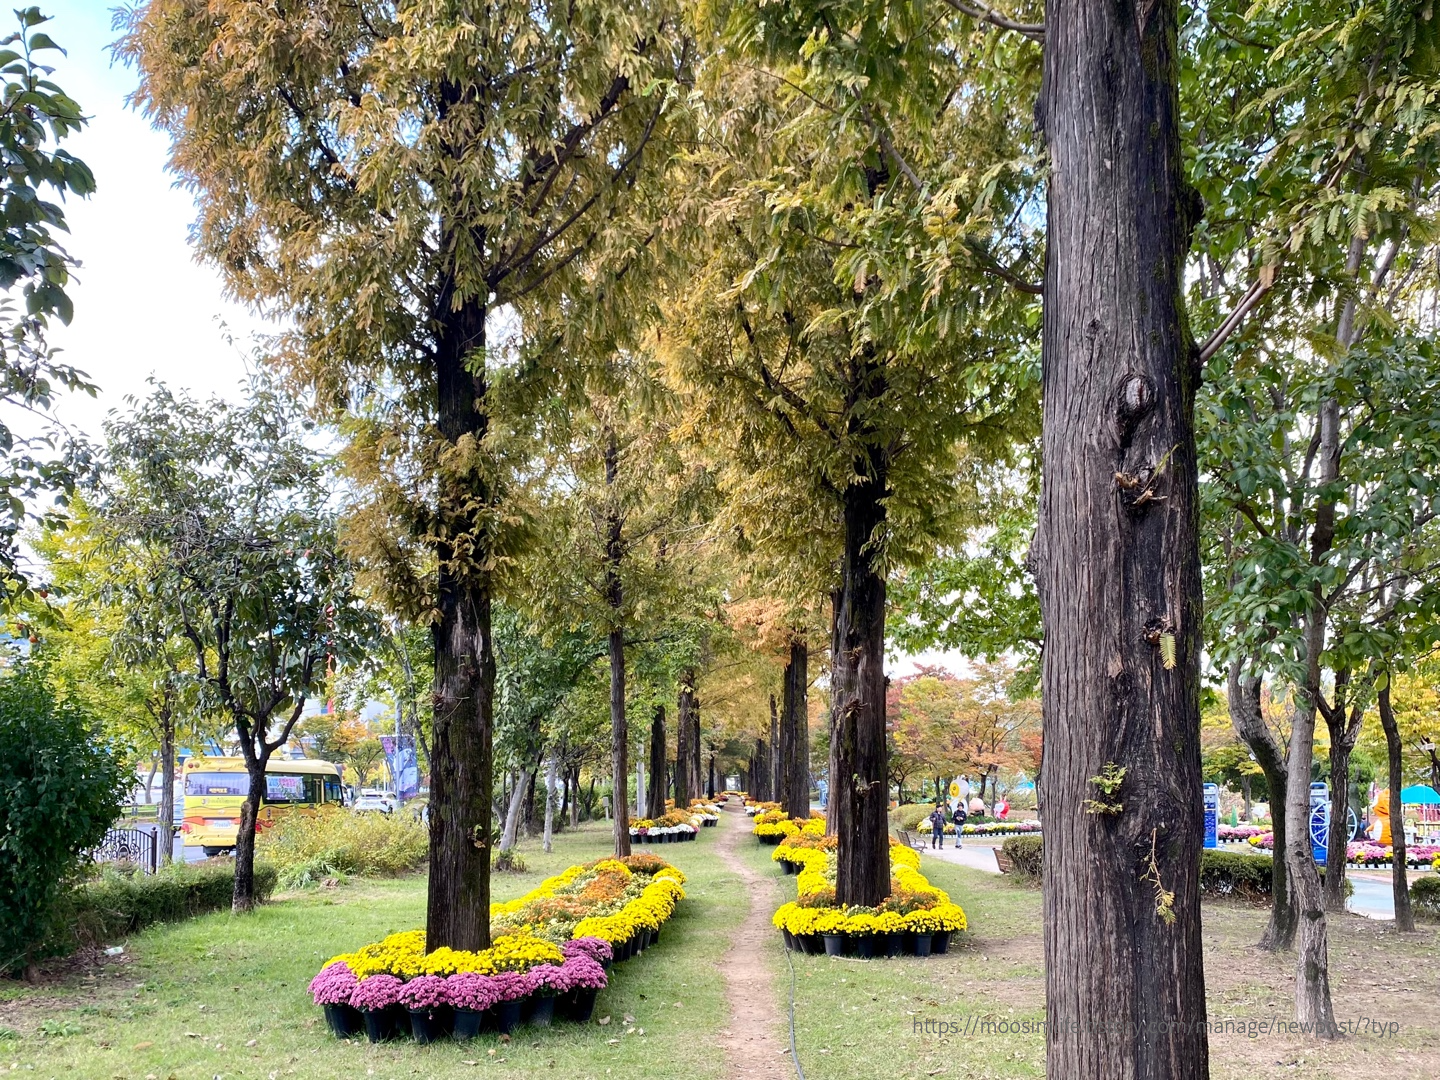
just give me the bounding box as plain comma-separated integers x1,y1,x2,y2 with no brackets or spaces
993,846,1014,875
896,828,928,854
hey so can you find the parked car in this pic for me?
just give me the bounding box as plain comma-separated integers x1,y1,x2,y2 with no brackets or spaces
353,788,397,814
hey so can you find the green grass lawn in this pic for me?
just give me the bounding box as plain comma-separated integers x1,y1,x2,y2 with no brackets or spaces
0,822,746,1080
8,820,1437,1080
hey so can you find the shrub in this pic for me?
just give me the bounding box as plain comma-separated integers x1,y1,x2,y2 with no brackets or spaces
1002,835,1044,880
57,861,279,948
0,663,130,975
1002,836,1287,903
256,806,428,887
1412,875,1440,919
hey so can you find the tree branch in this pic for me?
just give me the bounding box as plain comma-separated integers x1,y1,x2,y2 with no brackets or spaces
938,0,1045,42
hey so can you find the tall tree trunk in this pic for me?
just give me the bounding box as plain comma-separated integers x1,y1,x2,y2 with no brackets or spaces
675,675,693,807
233,753,267,912
688,695,703,803
1239,774,1251,822
158,706,176,866
1284,694,1337,1035
779,637,810,820
543,754,557,854
523,766,538,835
143,755,158,805
830,451,890,910
707,753,716,799
753,739,768,801
499,769,529,852
1228,663,1294,951
1321,690,1365,912
647,705,668,819
1378,684,1416,932
603,427,631,857
1035,0,1209,1071
769,691,781,804
426,279,493,953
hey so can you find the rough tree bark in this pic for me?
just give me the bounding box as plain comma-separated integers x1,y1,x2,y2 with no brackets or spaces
1377,684,1415,932
688,695,703,803
830,444,890,910
1321,692,1364,912
647,705,668,819
157,703,176,866
779,637,810,821
1228,663,1294,950
426,264,494,951
1034,0,1209,1072
770,691,782,804
752,738,771,801
675,675,693,807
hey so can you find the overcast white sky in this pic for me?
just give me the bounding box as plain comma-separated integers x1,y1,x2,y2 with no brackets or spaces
40,2,263,443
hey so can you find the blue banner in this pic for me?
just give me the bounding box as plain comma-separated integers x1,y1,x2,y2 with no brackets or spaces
1310,782,1329,862
1203,783,1219,849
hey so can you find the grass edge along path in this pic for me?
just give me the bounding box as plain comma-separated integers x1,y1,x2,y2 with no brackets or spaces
1,820,749,1080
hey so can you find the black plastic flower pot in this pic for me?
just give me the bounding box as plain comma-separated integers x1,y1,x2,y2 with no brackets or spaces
913,933,933,958
781,928,797,952
361,1005,407,1043
822,933,846,957
523,994,556,1028
802,933,824,955
852,934,876,960
323,1003,364,1039
452,1007,487,1041
561,988,599,1024
408,1005,453,1044
885,932,904,957
932,931,951,954
493,999,523,1035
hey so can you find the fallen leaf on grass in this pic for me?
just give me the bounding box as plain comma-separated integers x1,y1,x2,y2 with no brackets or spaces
596,1016,611,1026
134,1042,154,1051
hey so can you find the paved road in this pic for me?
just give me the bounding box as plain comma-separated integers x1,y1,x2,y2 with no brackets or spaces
920,840,1002,874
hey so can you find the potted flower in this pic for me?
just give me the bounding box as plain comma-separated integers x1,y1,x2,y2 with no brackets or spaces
398,975,452,1043
550,954,608,1022
445,972,498,1040
488,970,538,1035
308,961,362,1038
350,974,407,1042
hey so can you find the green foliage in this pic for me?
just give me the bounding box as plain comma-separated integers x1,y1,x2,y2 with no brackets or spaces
57,861,278,949
256,809,428,889
1411,875,1440,919
1000,835,1043,881
0,7,97,600
0,662,129,973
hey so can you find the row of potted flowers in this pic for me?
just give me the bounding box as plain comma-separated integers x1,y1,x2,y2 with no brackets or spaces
310,855,687,1044
628,805,721,842
1217,824,1268,841
311,936,613,1043
771,839,967,959
753,810,826,843
1244,832,1440,867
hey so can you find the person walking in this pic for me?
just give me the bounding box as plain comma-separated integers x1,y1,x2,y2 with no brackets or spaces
928,805,947,850
951,800,968,846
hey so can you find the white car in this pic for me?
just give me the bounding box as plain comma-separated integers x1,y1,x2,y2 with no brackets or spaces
353,789,397,814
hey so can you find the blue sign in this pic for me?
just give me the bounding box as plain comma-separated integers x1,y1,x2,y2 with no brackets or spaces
1309,781,1330,862
1203,783,1219,849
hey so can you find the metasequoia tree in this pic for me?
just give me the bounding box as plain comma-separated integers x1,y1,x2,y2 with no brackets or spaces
124,0,690,950
1032,0,1210,1072
665,0,1040,905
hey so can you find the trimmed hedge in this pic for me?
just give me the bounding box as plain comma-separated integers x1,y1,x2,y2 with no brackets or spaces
57,861,278,949
1413,875,1440,918
1001,836,1296,903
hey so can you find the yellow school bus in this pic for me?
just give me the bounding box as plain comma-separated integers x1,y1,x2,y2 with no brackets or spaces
181,755,345,855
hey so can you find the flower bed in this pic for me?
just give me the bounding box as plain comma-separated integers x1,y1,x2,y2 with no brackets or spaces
745,799,780,818
958,820,1041,837
1217,824,1267,842
311,855,685,1043
1245,832,1440,867
752,810,826,844
629,808,705,843
769,837,966,959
